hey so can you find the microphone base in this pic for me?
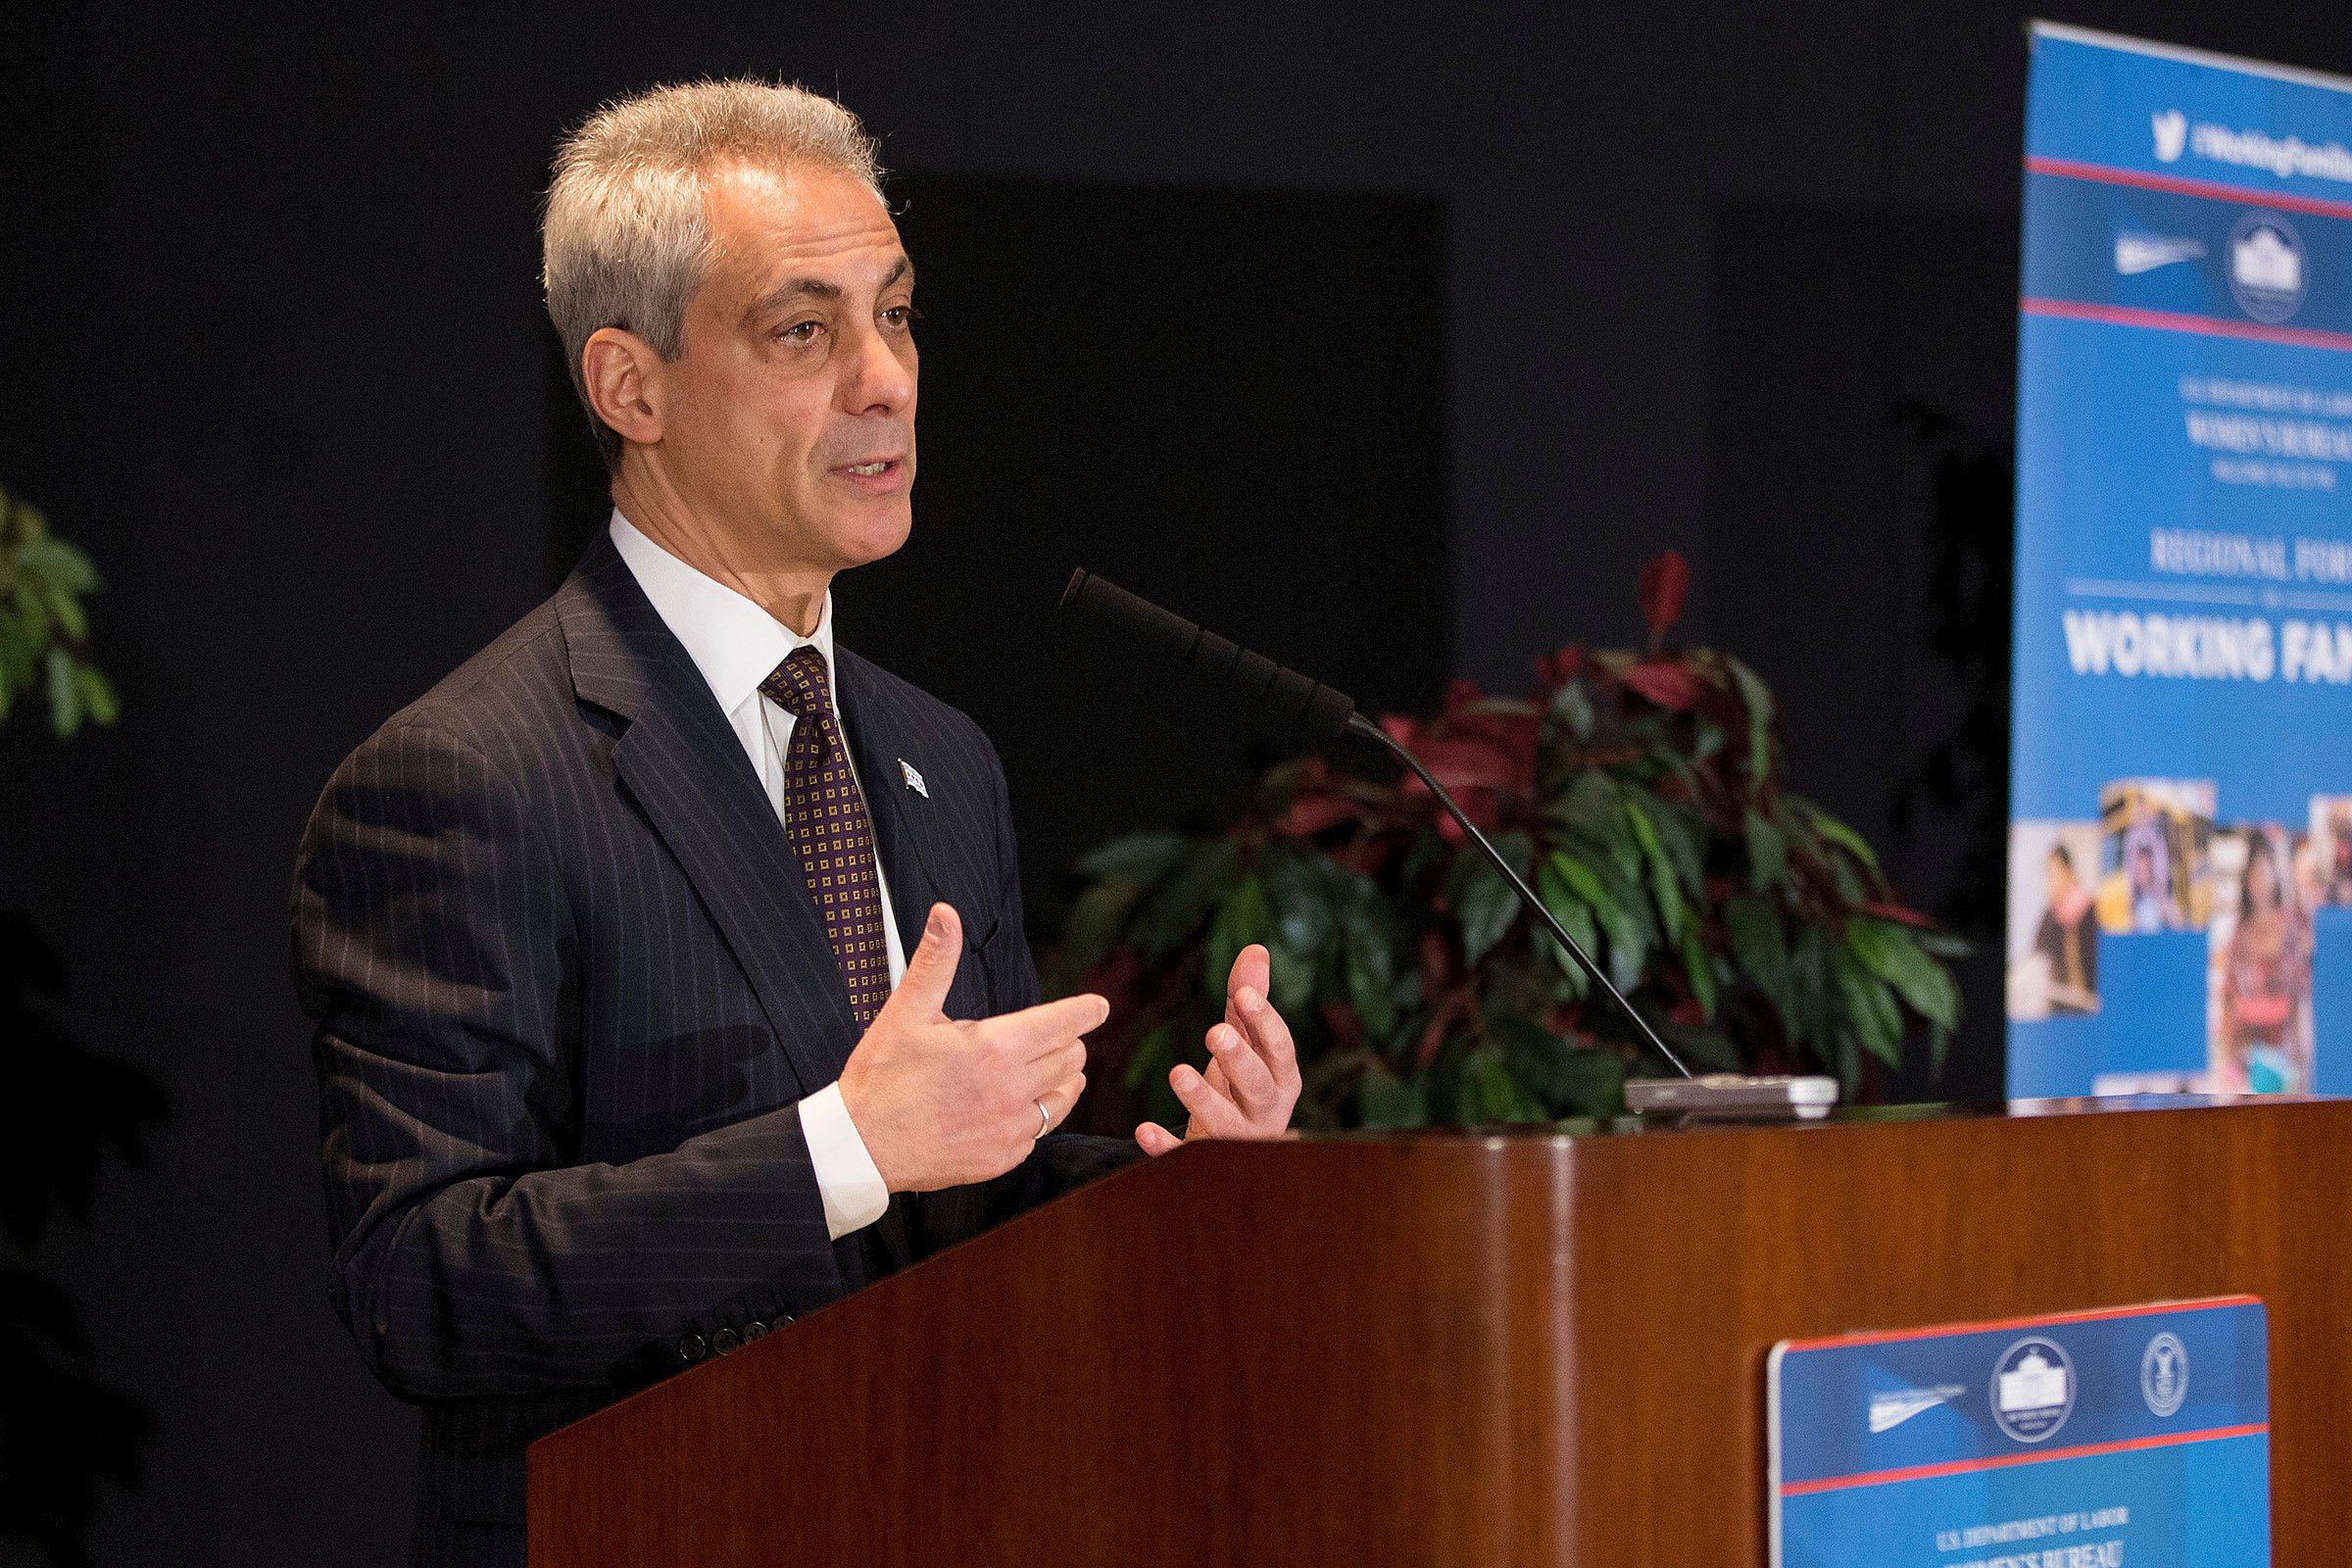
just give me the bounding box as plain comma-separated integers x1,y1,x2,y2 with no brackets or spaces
1624,1073,1839,1122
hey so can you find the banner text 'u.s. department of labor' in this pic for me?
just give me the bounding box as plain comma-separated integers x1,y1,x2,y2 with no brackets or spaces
2010,24,2352,1100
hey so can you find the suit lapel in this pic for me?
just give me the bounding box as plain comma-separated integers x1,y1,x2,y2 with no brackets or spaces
557,535,857,1097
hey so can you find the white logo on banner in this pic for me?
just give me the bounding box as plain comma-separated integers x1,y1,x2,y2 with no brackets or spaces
2154,109,2189,163
2230,212,2309,322
1868,1384,1967,1433
2115,232,2206,274
1991,1337,2076,1444
2142,1332,2190,1417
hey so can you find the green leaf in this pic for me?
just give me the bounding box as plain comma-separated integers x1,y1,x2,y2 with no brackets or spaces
1357,1061,1430,1129
1622,797,1683,949
1836,952,1906,1071
46,645,80,740
1467,1049,1549,1124
1743,809,1787,892
1556,771,1642,886
1846,917,1960,1032
1447,832,1528,968
1272,948,1316,1018
1641,797,1708,902
1402,827,1447,885
1052,879,1145,988
1264,851,1336,957
1549,679,1596,740
1493,1014,1628,1118
15,580,51,649
74,666,113,724
1128,837,1240,961
26,537,98,593
0,612,34,688
1534,858,1597,1000
1721,893,1792,1035
1075,829,1189,883
1677,910,1717,1022
1805,802,1881,876
42,582,87,644
1203,874,1271,1004
1121,1019,1178,1093
1547,851,1645,994
1789,923,1835,1049
1915,928,1972,960
1341,908,1398,1041
1725,655,1774,788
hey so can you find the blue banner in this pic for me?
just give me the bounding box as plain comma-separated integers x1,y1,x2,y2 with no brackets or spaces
2009,25,2352,1099
1770,1298,2271,1567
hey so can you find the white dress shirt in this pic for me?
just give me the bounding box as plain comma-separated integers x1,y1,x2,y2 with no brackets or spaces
610,510,900,1242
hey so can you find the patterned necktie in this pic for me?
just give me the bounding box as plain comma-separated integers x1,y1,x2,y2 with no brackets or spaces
760,646,893,1029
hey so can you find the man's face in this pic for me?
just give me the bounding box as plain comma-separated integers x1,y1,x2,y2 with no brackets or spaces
656,162,918,571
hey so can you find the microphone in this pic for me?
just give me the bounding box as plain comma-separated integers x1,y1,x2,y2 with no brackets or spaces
1059,567,1695,1081
1059,568,1358,743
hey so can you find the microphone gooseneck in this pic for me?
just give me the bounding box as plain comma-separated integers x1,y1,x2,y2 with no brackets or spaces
1059,568,1695,1081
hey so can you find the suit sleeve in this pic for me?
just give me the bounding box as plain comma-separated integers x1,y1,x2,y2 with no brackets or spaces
291,714,842,1402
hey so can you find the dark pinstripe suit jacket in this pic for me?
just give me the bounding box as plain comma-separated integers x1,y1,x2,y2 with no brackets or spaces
291,533,1136,1567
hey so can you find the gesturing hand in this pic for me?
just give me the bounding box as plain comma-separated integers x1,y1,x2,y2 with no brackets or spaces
837,903,1103,1192
1135,943,1301,1156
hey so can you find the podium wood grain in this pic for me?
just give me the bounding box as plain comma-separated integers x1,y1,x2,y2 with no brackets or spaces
528,1098,2352,1565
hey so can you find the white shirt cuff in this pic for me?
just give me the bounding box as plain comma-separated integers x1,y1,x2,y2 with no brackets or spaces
799,1081,890,1241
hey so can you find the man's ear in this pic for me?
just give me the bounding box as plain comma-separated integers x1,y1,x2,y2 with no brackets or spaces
582,326,665,449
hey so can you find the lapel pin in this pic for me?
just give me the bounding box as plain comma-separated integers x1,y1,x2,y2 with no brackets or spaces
899,759,928,798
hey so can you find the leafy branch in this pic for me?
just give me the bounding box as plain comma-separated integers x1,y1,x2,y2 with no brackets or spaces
0,484,118,741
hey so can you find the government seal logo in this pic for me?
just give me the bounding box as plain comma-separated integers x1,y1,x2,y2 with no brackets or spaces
2142,1331,2189,1417
2230,211,2308,324
1991,1337,2075,1444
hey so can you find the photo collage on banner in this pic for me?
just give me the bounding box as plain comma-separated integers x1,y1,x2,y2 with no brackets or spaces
2009,26,2352,1098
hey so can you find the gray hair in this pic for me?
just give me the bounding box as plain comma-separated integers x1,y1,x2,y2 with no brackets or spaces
542,79,886,466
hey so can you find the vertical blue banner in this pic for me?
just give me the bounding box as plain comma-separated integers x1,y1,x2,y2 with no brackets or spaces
2010,24,2352,1099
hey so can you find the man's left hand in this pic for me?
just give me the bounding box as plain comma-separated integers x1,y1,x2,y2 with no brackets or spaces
1135,943,1299,1155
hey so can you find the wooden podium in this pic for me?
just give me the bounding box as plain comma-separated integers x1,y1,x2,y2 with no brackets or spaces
527,1097,2352,1565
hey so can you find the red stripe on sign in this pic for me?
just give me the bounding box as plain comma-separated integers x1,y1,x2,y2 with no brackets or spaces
1781,1423,2270,1497
2026,154,2352,222
2021,296,2352,355
1778,1295,2261,1354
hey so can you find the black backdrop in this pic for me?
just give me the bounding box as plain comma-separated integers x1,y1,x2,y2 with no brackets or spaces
4,3,2351,1563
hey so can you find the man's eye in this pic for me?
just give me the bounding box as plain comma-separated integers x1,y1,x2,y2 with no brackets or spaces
881,305,922,329
778,320,822,344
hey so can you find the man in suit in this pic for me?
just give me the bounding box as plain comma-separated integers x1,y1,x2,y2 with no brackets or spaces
290,79,1301,1568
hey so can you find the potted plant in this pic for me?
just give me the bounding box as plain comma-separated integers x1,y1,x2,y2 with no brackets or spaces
1049,552,1965,1132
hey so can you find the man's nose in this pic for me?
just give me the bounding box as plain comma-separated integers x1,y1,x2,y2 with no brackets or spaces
838,318,914,415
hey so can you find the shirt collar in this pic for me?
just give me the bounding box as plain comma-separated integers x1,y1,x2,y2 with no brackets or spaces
608,509,837,715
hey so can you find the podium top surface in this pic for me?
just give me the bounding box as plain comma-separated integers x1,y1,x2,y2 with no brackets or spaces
1294,1090,2337,1144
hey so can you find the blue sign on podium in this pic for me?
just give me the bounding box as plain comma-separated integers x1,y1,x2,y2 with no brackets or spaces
1769,1298,2270,1567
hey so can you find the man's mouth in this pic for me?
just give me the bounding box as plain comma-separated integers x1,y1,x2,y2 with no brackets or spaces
832,455,907,488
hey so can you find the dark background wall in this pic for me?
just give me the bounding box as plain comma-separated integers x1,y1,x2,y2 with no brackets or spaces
3,3,2349,1563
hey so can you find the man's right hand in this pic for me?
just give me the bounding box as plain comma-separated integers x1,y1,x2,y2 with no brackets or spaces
836,902,1102,1192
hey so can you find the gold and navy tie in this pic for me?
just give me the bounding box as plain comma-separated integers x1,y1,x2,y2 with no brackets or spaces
760,647,893,1029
